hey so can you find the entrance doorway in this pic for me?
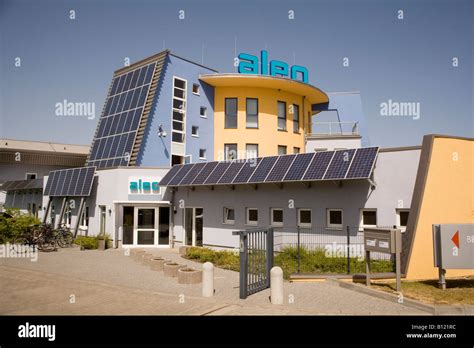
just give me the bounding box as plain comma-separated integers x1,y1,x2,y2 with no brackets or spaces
184,207,203,247
122,206,170,247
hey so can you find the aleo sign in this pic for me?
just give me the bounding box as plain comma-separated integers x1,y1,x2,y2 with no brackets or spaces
238,50,309,83
128,177,161,195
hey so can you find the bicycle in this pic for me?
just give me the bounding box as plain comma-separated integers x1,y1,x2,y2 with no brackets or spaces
12,223,57,253
56,223,74,248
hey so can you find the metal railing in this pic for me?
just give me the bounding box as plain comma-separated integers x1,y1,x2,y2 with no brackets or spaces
309,121,359,136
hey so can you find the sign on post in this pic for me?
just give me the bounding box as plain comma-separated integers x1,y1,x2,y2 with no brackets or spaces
432,224,474,290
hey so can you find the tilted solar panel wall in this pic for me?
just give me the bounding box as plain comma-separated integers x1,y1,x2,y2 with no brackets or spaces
160,147,379,187
87,62,156,169
44,167,96,197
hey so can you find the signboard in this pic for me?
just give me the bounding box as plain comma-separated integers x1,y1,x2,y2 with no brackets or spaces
364,228,400,253
128,177,161,195
238,50,309,83
433,224,474,269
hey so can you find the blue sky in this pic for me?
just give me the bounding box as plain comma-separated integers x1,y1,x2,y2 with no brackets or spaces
0,0,472,147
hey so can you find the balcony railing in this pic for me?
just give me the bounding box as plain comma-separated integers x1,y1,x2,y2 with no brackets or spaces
309,121,359,137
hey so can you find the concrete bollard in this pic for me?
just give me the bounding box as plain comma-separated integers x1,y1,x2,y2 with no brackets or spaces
270,266,284,305
202,262,214,297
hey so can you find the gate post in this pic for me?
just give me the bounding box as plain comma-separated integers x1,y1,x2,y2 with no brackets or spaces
266,228,274,288
346,226,351,274
297,227,301,274
239,232,248,299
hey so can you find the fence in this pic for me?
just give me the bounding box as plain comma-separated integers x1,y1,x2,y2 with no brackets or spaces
273,226,395,276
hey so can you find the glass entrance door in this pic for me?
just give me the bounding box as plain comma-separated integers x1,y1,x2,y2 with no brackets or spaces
122,206,134,245
135,208,156,245
158,207,170,246
184,207,203,247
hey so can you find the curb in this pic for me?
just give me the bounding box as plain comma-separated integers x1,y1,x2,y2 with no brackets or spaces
327,278,474,315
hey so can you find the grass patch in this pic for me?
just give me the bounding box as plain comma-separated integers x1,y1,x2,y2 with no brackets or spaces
372,277,474,305
274,246,393,279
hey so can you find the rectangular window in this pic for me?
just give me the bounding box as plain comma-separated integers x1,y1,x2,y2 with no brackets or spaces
246,98,258,128
199,149,206,159
246,208,258,226
293,147,300,154
25,173,37,180
200,106,207,118
225,98,238,128
191,125,199,137
82,206,89,227
223,207,235,224
360,209,377,228
192,83,200,95
314,148,328,152
298,209,312,228
224,143,238,160
396,209,410,231
327,209,343,229
246,144,259,159
292,104,300,133
172,77,187,144
278,145,287,155
271,208,283,227
277,101,286,131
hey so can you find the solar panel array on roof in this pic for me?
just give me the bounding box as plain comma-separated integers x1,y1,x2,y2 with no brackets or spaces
159,147,379,187
87,62,157,169
44,167,96,197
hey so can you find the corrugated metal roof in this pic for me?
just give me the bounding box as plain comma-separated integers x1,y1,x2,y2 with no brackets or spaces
0,138,89,155
0,178,43,191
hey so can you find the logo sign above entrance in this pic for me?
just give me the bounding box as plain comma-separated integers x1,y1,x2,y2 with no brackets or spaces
238,50,309,84
128,177,162,195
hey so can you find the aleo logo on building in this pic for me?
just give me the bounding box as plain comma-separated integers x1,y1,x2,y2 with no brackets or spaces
238,50,309,84
128,177,161,195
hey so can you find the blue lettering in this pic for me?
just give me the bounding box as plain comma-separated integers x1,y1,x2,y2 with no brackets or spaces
291,65,308,83
130,182,138,191
142,182,151,191
238,53,258,74
269,60,288,78
152,182,159,191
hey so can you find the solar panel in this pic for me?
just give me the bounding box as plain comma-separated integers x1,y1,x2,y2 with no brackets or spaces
204,161,233,184
323,149,356,180
45,167,96,197
180,162,207,185
302,151,335,181
158,165,183,186
248,156,278,183
218,161,246,184
192,162,219,185
265,155,297,182
168,164,195,186
283,153,315,181
86,62,157,169
345,147,379,179
233,158,261,184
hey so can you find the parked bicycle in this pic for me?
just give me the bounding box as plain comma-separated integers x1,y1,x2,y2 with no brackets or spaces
55,223,74,248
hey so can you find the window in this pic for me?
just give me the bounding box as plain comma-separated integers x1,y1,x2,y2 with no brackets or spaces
360,209,377,228
396,209,410,231
191,126,199,137
246,144,259,159
292,104,300,133
25,173,37,180
298,209,312,228
246,208,258,226
172,77,187,144
192,83,200,95
224,143,238,160
271,208,283,227
314,148,328,152
81,206,89,228
278,145,287,155
200,106,207,118
225,98,237,128
199,149,206,159
277,101,286,131
327,209,343,229
293,147,300,154
223,207,235,224
246,98,258,128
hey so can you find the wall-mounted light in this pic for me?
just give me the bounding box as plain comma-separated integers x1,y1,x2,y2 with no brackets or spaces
158,124,167,138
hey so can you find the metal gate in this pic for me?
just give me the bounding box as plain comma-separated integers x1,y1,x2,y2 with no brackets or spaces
233,228,274,299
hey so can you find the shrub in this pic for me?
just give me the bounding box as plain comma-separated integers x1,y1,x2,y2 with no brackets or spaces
185,247,240,271
0,208,41,243
74,236,98,250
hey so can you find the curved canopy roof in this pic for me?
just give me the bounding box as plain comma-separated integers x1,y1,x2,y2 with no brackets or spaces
199,74,329,105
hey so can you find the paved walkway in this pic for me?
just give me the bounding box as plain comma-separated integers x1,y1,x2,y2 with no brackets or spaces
0,247,427,315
